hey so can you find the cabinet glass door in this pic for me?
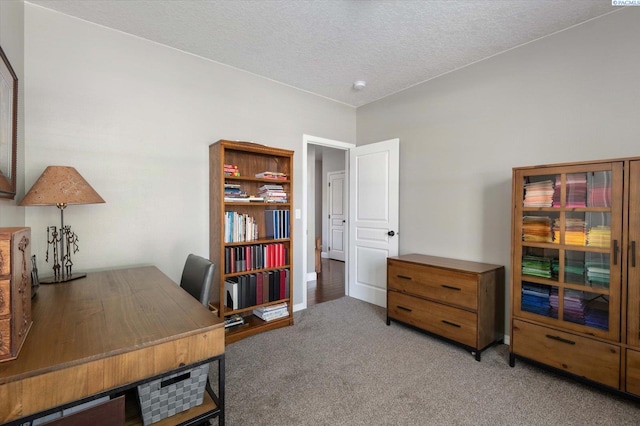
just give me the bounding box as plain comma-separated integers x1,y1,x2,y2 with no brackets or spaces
628,161,640,346
514,163,622,341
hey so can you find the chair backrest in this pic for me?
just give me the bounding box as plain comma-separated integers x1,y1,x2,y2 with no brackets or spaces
180,254,215,306
31,255,40,299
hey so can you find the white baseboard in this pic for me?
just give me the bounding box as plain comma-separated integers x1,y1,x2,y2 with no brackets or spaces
321,251,329,258
306,271,317,282
293,302,306,312
503,335,510,345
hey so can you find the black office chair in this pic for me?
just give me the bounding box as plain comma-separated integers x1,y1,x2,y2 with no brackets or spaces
180,254,215,306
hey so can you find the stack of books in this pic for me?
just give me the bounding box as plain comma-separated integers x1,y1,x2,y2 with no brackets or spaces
258,184,287,203
255,171,287,180
523,180,554,208
587,225,611,248
224,183,248,201
224,314,245,329
253,302,289,322
224,164,240,177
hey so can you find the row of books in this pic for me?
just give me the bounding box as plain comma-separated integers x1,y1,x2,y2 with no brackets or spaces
555,174,587,208
265,209,290,239
523,180,554,208
522,216,552,243
522,282,553,317
224,211,258,243
587,225,611,248
224,269,290,310
522,255,554,279
253,302,289,322
552,218,587,245
224,243,288,273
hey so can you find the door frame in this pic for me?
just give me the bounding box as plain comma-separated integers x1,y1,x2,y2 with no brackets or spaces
300,134,355,311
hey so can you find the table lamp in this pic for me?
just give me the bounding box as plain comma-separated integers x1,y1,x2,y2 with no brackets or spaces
20,166,105,284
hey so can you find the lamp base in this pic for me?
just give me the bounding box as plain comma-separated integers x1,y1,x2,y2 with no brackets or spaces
39,273,87,284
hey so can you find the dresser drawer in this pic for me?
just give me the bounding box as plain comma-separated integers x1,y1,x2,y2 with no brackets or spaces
388,260,477,310
512,319,620,389
388,291,477,348
0,280,9,316
0,318,10,356
0,240,10,275
626,349,640,396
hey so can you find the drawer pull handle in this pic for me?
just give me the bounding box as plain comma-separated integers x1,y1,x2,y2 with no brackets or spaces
441,320,461,328
545,334,575,345
632,241,636,268
397,305,412,312
441,285,461,291
397,275,412,280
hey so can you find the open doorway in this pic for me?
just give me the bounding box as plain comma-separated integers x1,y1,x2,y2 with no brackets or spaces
301,135,355,310
301,135,399,310
307,257,345,306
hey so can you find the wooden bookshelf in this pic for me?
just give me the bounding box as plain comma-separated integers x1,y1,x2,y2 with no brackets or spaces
209,140,294,344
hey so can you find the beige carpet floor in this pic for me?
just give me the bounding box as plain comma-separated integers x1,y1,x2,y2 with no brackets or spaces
220,296,640,425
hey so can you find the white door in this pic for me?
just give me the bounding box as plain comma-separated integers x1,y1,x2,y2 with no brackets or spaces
328,171,346,261
348,139,399,307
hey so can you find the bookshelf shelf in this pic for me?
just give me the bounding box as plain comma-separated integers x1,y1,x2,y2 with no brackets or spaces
210,139,294,344
224,313,292,344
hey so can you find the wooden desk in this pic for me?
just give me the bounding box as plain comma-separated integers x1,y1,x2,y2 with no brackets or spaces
0,266,225,425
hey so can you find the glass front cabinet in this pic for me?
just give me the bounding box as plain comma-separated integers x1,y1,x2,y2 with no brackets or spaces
510,158,640,396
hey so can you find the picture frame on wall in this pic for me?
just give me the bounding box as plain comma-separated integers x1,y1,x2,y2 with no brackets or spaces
0,45,18,199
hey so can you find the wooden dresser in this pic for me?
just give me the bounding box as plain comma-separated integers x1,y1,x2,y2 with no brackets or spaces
386,254,505,361
0,227,32,363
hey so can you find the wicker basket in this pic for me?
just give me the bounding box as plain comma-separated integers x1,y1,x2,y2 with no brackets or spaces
137,363,209,425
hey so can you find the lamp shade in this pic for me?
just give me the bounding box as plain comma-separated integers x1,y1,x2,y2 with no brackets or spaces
20,166,105,206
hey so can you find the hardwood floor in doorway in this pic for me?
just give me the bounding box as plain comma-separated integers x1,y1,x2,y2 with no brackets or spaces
307,258,345,306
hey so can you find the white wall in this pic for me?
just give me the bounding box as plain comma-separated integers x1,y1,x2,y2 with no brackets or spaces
24,4,355,306
356,9,640,335
18,4,639,322
0,0,25,226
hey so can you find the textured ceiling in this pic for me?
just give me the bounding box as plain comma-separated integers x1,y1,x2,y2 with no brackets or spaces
28,0,618,107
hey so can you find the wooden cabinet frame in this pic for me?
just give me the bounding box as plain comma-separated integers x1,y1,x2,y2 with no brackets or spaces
509,156,640,399
209,140,294,344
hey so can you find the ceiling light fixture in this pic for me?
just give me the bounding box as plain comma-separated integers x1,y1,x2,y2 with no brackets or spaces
353,80,366,91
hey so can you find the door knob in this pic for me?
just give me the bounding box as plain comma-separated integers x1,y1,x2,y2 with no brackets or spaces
388,230,395,237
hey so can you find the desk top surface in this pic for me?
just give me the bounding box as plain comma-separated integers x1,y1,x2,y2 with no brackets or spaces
0,266,223,384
